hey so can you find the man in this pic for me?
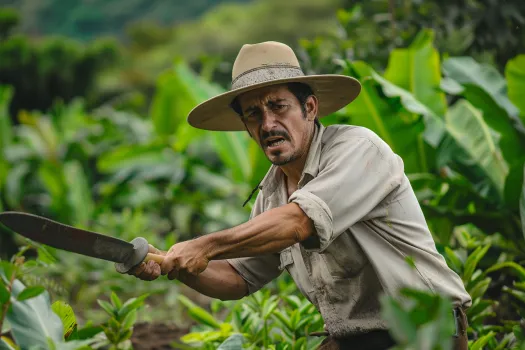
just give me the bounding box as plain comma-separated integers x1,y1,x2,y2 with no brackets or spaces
125,41,471,349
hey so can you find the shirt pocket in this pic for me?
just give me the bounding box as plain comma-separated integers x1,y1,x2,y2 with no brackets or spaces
319,231,368,280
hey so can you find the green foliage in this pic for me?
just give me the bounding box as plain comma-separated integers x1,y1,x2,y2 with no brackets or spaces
0,249,148,349
91,292,148,350
0,8,120,116
0,254,94,349
0,0,252,41
381,288,455,349
0,1,524,347
177,286,324,349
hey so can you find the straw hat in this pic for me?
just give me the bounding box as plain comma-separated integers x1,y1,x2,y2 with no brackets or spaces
187,41,361,131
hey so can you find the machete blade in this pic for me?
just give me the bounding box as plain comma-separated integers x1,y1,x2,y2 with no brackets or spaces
0,211,135,264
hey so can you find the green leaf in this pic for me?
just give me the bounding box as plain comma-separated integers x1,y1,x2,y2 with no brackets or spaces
212,131,251,184
217,334,245,350
51,301,77,339
16,286,45,301
117,328,132,343
178,295,221,329
469,277,491,301
444,100,509,200
385,29,447,117
505,55,525,123
503,286,525,304
444,247,462,273
484,262,525,281
443,57,520,118
121,309,137,330
150,70,187,136
272,310,293,331
63,161,94,228
380,295,417,345
7,280,63,348
470,331,496,350
0,336,17,350
74,325,103,340
110,292,122,309
463,245,491,283
0,282,9,304
371,71,446,148
97,300,115,317
520,164,525,240
0,262,13,283
117,294,148,320
343,61,433,174
0,86,13,153
4,163,30,209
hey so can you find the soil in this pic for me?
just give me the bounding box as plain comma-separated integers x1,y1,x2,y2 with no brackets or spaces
131,322,190,350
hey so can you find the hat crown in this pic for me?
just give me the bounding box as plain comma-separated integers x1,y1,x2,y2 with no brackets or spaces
232,41,301,80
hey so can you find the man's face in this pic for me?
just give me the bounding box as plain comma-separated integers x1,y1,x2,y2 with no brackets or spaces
237,84,318,166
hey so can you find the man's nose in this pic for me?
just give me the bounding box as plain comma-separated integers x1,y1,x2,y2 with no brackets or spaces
261,110,278,131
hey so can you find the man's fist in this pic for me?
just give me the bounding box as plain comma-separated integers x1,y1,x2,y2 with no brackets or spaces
126,244,166,281
160,240,210,280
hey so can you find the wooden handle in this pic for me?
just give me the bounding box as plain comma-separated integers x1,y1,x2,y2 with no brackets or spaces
144,253,165,264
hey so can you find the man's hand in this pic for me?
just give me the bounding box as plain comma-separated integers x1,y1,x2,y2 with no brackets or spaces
126,244,166,281
160,240,210,280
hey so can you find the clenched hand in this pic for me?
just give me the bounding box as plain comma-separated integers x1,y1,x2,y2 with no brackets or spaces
160,240,210,280
127,244,166,281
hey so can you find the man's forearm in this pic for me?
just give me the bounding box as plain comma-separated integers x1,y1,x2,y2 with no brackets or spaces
203,203,314,260
178,260,248,300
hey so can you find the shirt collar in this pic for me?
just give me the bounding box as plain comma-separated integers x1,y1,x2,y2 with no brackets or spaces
259,123,326,195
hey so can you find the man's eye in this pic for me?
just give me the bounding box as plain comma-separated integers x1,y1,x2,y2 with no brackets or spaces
273,104,286,110
244,113,259,122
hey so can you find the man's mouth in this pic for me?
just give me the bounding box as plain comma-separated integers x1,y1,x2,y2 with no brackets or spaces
265,137,287,148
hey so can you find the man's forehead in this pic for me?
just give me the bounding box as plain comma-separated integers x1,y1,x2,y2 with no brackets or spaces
238,85,293,106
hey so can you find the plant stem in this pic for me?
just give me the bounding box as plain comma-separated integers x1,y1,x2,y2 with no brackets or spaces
0,268,16,335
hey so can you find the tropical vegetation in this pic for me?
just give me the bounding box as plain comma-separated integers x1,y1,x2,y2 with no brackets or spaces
0,1,524,349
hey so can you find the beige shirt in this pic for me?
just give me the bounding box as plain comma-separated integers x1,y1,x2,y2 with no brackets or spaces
228,124,471,338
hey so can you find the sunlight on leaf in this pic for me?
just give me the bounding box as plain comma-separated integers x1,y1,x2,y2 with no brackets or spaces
51,301,77,340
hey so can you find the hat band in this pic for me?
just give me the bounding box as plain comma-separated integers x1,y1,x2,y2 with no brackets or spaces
231,65,304,90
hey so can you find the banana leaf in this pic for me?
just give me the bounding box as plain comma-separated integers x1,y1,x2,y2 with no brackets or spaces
6,280,63,349
442,57,520,120
520,165,525,240
0,86,12,154
151,60,252,185
343,61,434,173
384,29,447,117
505,55,525,124
444,100,509,201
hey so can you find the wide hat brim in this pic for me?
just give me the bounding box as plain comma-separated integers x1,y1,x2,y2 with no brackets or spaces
187,74,361,131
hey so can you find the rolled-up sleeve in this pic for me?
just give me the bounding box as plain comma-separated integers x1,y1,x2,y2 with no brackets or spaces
289,131,403,252
228,254,282,295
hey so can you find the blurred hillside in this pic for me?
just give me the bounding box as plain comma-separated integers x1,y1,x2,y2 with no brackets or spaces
0,0,253,40
0,0,523,118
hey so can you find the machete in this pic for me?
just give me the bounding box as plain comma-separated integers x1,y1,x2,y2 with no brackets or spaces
0,211,164,273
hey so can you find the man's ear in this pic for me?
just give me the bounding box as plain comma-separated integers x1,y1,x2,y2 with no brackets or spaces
305,95,319,121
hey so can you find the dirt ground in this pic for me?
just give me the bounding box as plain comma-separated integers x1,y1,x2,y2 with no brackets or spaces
131,322,190,350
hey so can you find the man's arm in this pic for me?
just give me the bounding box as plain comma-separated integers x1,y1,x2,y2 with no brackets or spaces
159,203,315,276
131,248,248,300
179,260,248,300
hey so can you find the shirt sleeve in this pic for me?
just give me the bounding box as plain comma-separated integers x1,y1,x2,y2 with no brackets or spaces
289,130,404,252
226,192,283,295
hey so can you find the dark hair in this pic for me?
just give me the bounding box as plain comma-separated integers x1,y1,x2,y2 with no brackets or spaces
229,82,319,125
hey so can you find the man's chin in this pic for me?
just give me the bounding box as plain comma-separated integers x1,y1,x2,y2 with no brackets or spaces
266,153,297,166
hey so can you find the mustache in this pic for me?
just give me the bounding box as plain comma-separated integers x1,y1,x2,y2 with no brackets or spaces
260,130,291,144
